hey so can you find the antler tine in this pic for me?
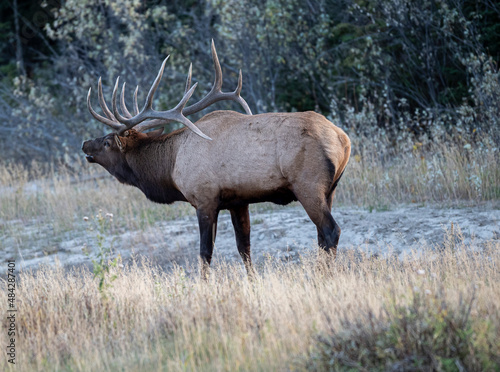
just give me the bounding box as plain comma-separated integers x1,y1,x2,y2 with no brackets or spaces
120,82,133,119
111,77,122,124
87,87,124,131
236,70,243,95
184,63,192,94
143,56,169,113
234,69,252,114
211,39,223,91
183,40,252,116
133,86,139,115
112,56,169,128
98,77,116,120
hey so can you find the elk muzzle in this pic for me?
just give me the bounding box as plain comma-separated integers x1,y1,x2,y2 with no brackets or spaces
81,140,96,163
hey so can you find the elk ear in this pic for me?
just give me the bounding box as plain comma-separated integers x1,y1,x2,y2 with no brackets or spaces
146,128,164,138
114,135,126,153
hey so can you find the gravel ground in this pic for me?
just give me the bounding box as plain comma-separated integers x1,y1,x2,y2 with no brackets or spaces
5,203,499,274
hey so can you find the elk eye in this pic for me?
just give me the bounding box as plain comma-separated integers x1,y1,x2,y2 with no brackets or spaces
104,141,110,148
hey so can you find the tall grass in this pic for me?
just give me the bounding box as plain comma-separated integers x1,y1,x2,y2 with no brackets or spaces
0,227,498,371
342,136,500,208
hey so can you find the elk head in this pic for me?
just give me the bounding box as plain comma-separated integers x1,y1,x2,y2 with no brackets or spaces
82,129,165,184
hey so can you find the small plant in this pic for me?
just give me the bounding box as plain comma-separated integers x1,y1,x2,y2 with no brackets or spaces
83,210,120,300
252,217,264,224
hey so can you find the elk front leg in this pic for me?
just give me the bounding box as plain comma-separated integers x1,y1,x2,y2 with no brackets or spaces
230,205,255,277
196,207,219,279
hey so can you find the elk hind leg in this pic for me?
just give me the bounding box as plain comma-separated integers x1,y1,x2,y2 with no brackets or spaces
317,210,341,257
315,171,343,256
296,193,341,258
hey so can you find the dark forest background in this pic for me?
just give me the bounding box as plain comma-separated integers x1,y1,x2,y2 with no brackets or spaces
1,0,499,165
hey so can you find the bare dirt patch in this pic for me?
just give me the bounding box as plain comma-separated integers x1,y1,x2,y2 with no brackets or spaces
3,203,498,274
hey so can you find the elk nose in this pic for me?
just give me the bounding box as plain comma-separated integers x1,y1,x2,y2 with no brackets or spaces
81,141,88,152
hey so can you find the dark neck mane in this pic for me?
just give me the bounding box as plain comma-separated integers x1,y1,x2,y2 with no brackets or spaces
124,131,187,204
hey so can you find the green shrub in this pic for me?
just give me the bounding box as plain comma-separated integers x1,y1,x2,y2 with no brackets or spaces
305,287,500,371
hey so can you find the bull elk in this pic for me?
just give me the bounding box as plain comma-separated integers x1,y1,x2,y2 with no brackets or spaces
82,41,351,276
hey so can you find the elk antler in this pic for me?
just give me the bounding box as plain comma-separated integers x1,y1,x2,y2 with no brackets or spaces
87,40,252,139
87,77,122,131
182,40,252,117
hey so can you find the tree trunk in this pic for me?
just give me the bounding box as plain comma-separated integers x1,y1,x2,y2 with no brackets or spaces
13,0,26,77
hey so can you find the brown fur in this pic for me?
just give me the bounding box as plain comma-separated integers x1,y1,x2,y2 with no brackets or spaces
82,110,351,276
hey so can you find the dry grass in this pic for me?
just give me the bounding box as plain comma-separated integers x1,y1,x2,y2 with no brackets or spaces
0,229,498,371
342,137,500,209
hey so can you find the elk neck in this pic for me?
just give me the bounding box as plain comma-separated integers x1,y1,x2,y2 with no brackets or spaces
123,131,187,204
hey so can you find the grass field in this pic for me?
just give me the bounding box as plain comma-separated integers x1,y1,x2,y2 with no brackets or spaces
1,235,499,371
0,136,499,371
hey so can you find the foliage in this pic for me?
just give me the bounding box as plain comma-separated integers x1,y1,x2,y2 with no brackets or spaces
1,0,499,164
211,0,333,112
